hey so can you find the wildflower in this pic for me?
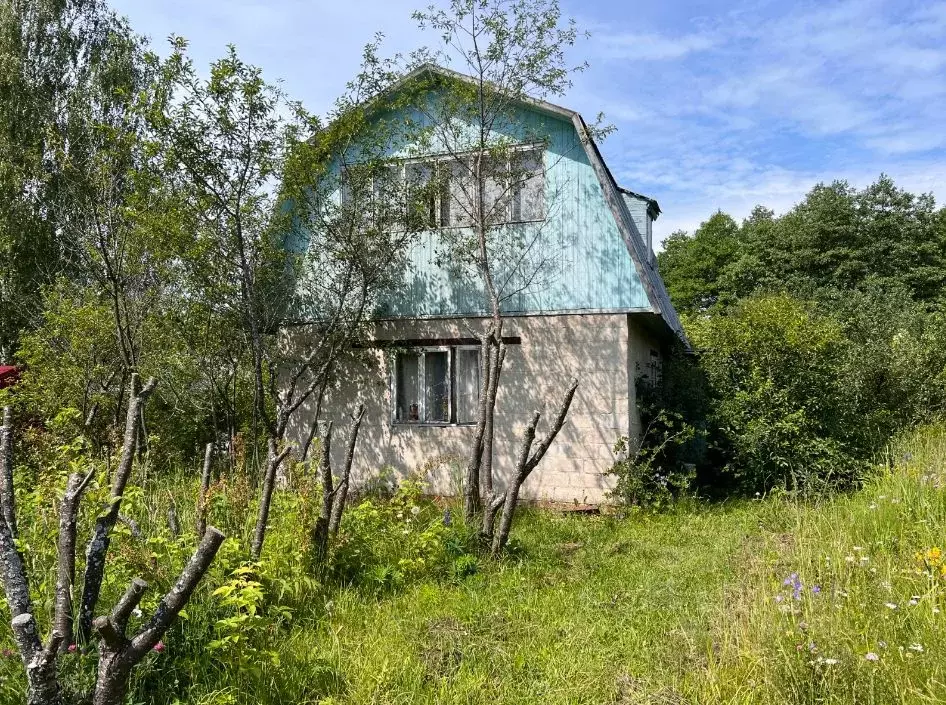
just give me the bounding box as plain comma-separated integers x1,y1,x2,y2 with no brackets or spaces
885,602,898,610
410,505,421,516
860,556,869,563
67,644,77,654
132,607,143,618
865,652,879,661
909,598,919,606
853,546,865,552
816,657,839,665
868,503,877,510
784,573,803,600
798,621,809,631
774,594,784,603
443,509,452,526
812,585,822,595
152,642,165,653
934,608,941,614
909,643,924,652
878,640,888,649
845,555,856,563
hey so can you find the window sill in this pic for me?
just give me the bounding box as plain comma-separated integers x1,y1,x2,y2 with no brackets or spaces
391,421,477,428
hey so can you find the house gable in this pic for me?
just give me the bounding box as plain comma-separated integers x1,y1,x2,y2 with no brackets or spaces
317,66,687,343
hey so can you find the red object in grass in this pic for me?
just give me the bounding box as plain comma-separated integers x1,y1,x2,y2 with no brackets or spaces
0,366,19,389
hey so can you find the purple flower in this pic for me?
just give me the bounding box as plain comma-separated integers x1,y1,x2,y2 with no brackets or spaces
443,509,452,527
812,585,822,595
782,573,803,600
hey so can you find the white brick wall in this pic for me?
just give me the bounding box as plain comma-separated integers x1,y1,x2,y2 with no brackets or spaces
284,313,659,504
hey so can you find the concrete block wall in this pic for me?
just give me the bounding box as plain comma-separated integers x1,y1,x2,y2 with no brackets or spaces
285,312,658,504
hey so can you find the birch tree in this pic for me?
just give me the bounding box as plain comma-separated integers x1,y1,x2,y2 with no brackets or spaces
410,0,604,526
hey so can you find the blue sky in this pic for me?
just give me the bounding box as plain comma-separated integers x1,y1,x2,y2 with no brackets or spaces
110,0,946,245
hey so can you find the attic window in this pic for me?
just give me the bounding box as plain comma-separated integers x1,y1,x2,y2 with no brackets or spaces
392,346,480,425
341,146,545,231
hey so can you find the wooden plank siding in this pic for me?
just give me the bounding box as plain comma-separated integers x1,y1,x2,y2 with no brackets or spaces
322,91,653,319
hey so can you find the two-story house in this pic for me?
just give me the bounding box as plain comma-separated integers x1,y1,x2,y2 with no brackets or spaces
286,64,687,504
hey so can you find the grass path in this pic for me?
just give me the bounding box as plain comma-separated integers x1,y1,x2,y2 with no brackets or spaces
297,503,761,704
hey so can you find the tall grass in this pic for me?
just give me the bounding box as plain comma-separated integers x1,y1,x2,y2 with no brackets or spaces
1,424,945,704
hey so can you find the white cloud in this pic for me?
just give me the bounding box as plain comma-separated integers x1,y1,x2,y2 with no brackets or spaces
595,31,715,61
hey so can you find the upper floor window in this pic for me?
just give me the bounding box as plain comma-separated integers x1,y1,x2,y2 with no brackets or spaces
341,146,545,231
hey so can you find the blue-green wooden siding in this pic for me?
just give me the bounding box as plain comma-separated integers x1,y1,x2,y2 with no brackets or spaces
322,91,652,318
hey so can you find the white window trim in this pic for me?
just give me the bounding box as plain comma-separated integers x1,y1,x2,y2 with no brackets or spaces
390,345,485,427
341,144,546,230
391,346,453,426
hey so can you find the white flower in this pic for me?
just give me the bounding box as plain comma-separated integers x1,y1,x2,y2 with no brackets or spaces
845,555,856,563
934,608,941,614
865,652,879,661
909,643,924,652
885,602,898,610
410,505,421,516
860,556,869,563
853,546,865,552
819,657,839,665
132,607,143,618
909,598,919,606
868,503,878,510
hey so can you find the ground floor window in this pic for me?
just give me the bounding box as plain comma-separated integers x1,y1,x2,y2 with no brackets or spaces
393,346,480,424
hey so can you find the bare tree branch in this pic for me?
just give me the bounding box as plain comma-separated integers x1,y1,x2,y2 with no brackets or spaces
328,405,366,535
489,378,578,554
1,406,17,538
309,421,334,567
52,469,96,650
196,442,214,538
78,373,157,641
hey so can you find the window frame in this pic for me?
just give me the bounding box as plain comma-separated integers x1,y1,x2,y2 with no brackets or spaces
341,144,546,232
390,345,482,427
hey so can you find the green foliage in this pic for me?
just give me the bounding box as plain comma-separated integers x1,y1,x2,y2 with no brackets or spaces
331,481,473,592
689,294,863,493
606,347,708,507
659,176,946,314
606,415,696,509
659,175,946,493
658,211,743,314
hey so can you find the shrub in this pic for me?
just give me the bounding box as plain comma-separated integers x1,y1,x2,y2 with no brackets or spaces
689,294,864,494
330,481,473,592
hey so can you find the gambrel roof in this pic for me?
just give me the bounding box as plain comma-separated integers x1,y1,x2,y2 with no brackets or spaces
361,63,687,344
